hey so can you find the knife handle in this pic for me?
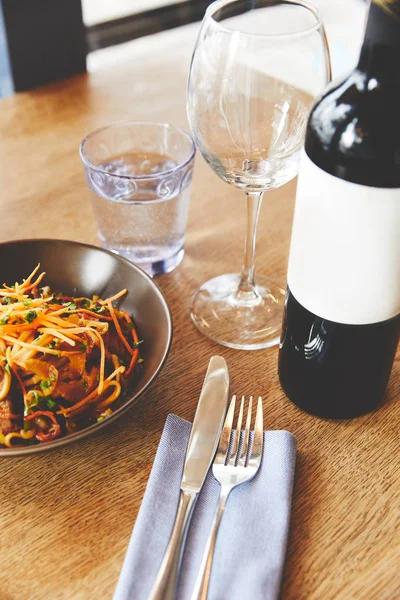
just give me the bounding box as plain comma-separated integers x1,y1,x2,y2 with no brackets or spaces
148,489,197,600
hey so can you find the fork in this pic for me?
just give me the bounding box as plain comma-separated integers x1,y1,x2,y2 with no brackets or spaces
191,394,263,600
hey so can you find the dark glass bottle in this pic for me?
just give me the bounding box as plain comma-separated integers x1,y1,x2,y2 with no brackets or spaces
278,0,400,419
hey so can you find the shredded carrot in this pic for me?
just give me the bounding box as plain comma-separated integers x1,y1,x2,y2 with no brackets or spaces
107,300,134,356
123,312,141,376
75,308,113,322
123,312,139,342
99,289,128,305
0,323,39,335
126,349,139,377
20,264,41,287
21,272,46,293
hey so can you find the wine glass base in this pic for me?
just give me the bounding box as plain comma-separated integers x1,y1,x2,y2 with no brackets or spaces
190,273,286,350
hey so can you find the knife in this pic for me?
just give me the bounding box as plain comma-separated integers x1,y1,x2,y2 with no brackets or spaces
148,355,229,600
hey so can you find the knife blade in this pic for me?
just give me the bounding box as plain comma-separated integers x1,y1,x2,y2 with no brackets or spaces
181,355,230,493
148,356,229,600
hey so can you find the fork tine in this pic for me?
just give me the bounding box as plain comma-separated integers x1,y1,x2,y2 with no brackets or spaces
248,396,263,468
238,396,252,467
214,394,235,464
228,395,244,465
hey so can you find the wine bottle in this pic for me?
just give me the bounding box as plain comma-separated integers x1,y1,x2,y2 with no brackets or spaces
278,0,400,419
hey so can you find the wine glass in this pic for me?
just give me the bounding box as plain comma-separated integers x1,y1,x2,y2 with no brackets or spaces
187,0,331,350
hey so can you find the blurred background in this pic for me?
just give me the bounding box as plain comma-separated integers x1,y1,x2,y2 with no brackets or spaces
0,0,368,96
84,0,367,78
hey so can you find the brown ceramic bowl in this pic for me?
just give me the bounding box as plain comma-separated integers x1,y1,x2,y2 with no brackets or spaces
0,239,172,456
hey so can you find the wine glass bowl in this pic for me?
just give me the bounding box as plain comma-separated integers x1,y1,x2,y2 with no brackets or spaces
187,0,331,350
193,78,311,192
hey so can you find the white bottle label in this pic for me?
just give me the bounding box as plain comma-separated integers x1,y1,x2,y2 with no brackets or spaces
288,151,400,325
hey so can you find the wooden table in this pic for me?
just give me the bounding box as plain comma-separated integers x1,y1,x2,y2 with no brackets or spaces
0,50,399,600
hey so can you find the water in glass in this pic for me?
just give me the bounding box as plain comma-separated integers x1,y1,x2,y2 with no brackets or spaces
87,151,192,275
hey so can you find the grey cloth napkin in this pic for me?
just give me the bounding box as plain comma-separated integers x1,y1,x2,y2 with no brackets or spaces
114,414,297,600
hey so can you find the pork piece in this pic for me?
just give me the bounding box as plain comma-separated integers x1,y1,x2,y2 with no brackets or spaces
0,397,18,436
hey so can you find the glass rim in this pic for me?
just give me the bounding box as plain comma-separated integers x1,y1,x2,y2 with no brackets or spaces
79,120,196,181
205,0,324,39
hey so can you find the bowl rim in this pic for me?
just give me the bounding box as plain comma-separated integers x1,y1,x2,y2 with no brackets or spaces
0,238,173,457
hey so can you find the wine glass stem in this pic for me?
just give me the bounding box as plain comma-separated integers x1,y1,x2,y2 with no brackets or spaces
237,191,264,298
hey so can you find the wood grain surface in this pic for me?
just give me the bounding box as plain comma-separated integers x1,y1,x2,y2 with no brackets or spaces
0,54,399,600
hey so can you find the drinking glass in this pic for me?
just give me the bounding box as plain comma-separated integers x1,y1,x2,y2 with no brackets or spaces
187,0,331,349
80,122,196,277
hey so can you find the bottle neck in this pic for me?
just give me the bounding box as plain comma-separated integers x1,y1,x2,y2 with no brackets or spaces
357,0,400,82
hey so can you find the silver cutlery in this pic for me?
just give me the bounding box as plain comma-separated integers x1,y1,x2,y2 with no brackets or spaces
191,395,264,600
149,356,230,600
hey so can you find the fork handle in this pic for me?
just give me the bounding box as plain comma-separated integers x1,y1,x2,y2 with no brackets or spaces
191,490,229,600
149,489,197,600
